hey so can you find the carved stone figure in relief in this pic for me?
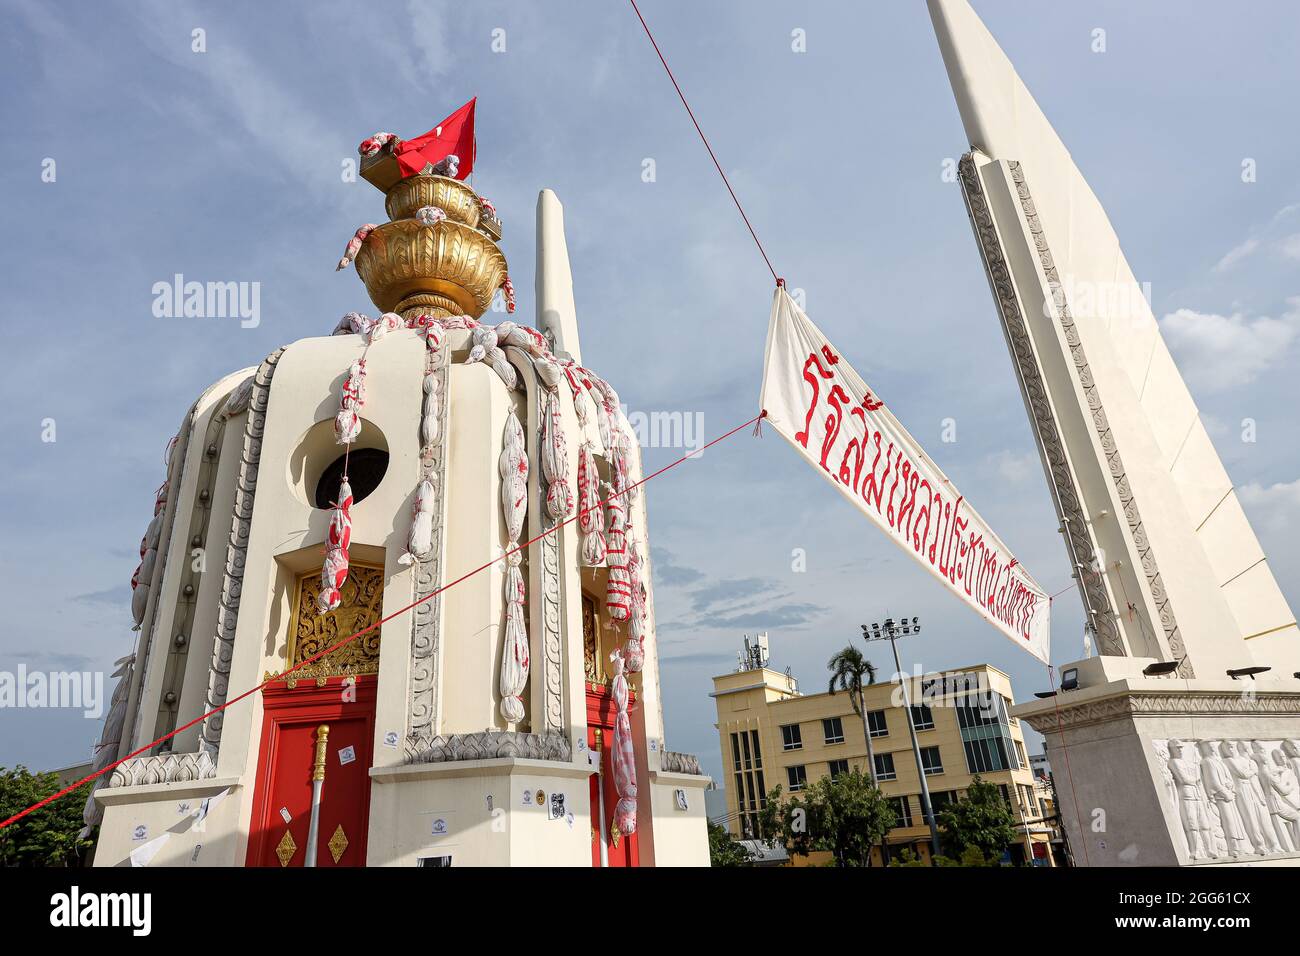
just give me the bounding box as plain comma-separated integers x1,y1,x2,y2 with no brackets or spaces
1226,741,1282,855
1165,739,1213,860
1258,745,1300,852
1200,740,1249,858
1284,740,1300,799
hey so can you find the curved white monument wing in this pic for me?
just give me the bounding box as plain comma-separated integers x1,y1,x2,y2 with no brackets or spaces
929,0,1298,674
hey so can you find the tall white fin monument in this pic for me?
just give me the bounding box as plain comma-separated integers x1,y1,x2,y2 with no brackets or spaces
930,0,1300,866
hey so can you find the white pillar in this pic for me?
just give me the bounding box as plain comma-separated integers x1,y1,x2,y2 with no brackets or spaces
535,189,583,365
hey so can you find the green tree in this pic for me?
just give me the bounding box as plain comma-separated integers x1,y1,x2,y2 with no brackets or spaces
758,768,895,867
707,820,754,867
935,775,1017,864
826,644,879,782
0,766,93,867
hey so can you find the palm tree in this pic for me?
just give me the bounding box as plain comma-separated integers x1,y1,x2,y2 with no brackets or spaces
827,645,879,784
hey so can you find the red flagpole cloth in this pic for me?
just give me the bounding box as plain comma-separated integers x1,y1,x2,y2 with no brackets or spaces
395,97,477,179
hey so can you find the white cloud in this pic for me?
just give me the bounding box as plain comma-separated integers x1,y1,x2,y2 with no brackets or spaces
1281,234,1300,261
1238,479,1300,529
1214,237,1260,272
990,450,1038,484
1160,301,1299,392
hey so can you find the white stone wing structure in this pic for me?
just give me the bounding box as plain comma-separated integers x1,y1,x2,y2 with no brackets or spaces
930,0,1298,677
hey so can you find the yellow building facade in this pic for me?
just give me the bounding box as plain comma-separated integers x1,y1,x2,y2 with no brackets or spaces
711,663,1056,865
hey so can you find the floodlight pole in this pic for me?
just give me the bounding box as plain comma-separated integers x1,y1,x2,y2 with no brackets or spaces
863,617,942,862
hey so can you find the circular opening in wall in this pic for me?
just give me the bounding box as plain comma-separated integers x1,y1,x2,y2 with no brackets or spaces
314,447,389,509
287,416,390,510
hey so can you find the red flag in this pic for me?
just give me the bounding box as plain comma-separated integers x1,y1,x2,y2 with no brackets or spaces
395,98,476,179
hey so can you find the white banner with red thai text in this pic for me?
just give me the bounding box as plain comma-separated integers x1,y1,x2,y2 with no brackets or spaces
759,289,1051,663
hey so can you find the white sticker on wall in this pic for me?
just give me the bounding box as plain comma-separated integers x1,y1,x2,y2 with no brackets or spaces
522,789,533,807
279,807,292,824
431,817,449,836
338,745,357,766
132,824,148,842
383,730,399,749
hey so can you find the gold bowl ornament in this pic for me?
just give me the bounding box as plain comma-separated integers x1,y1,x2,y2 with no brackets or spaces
354,217,507,320
384,175,482,227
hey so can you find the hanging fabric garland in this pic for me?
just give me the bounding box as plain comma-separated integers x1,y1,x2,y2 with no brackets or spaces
336,224,378,271
498,408,530,725
610,648,639,837
577,442,606,566
604,481,632,623
334,359,367,445
541,389,573,520
317,479,354,614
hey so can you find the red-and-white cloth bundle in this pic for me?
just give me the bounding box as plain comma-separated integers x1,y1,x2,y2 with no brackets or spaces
498,409,530,724
336,224,378,271
578,443,606,566
501,276,516,314
541,389,572,520
624,540,647,674
358,132,400,156
317,479,354,614
334,359,367,445
610,649,638,836
604,482,632,622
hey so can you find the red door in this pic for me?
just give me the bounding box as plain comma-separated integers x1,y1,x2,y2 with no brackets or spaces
246,676,376,867
586,688,639,868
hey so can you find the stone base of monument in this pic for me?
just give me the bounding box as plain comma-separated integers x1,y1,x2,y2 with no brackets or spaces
1013,656,1300,867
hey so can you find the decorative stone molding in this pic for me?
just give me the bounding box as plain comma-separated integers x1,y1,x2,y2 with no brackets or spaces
1021,690,1300,735
106,751,216,788
958,154,1124,657
404,730,573,764
660,751,704,776
505,345,566,737
201,348,285,754
408,354,450,741
1008,160,1192,677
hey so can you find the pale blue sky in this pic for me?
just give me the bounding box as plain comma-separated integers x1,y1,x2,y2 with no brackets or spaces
1,1,1297,784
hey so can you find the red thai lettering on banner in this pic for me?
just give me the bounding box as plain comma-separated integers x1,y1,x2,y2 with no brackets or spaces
800,362,1039,642
794,350,836,449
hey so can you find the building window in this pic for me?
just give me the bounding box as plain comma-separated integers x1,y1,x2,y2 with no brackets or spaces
828,759,850,780
926,789,957,823
873,752,897,781
892,796,913,828
920,745,944,776
781,723,803,751
962,735,1013,775
909,705,935,731
1014,739,1028,769
786,765,808,792
867,709,888,738
822,717,845,745
730,731,767,838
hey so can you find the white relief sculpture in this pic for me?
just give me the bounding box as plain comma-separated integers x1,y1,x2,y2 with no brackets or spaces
1258,749,1300,853
1199,740,1250,858
1165,739,1213,861
1227,740,1282,854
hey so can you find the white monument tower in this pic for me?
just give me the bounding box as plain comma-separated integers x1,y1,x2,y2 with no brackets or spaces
930,0,1300,865
81,130,710,867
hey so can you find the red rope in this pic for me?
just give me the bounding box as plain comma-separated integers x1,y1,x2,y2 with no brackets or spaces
627,0,781,287
0,411,765,831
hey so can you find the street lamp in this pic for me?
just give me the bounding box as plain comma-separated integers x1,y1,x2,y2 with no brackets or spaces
861,616,942,861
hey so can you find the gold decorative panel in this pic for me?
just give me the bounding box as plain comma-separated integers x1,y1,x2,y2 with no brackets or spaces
285,564,383,684
327,824,349,864
276,829,297,867
583,594,606,687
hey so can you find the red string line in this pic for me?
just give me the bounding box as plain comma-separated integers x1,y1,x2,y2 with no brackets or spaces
627,0,781,287
0,411,766,831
